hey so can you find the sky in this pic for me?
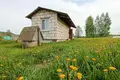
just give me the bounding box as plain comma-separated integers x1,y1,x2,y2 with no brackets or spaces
0,0,120,35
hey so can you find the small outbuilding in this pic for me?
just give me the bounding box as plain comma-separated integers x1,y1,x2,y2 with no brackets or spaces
25,6,76,42
2,36,12,40
0,31,18,41
18,26,43,48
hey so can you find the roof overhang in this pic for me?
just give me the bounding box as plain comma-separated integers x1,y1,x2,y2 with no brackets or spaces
18,26,44,41
26,7,76,28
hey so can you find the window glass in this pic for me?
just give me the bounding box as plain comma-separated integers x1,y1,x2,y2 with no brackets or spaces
42,20,45,30
41,19,49,30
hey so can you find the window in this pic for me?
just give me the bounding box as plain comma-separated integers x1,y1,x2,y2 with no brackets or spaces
41,19,49,30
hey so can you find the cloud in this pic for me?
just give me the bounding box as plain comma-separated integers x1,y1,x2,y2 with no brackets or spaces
0,0,120,35
39,0,120,35
64,0,95,4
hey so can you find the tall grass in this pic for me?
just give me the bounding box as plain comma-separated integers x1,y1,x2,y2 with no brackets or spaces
0,38,120,80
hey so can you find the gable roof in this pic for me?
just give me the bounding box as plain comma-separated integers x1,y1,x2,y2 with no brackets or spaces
18,26,43,41
26,7,76,28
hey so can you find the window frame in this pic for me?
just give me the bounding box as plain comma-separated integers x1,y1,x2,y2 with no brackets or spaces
41,18,49,31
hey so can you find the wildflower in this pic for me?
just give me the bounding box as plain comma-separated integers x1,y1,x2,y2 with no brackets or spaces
66,58,70,61
56,56,59,60
72,67,78,71
2,56,7,60
72,58,77,62
96,50,99,53
69,65,74,69
109,66,116,70
85,56,89,59
17,76,24,80
2,75,6,78
5,70,8,73
59,74,65,79
43,60,46,63
102,46,105,50
57,69,62,73
69,65,78,71
0,64,3,67
96,44,99,46
103,69,108,72
92,58,96,61
77,72,82,80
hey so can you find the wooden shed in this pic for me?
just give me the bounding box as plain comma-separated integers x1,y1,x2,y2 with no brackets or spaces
18,26,43,48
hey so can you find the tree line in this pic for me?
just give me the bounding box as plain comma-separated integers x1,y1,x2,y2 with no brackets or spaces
75,12,111,38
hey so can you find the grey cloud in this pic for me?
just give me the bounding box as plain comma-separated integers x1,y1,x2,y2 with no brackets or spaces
0,0,120,35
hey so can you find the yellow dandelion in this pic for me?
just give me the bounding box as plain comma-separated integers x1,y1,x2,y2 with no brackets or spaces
59,74,65,79
72,58,77,62
109,66,116,70
103,69,108,72
96,44,99,46
2,56,7,60
5,70,8,73
55,56,59,60
0,64,3,67
2,75,6,78
69,65,74,69
102,46,105,49
57,69,62,73
17,76,24,80
66,58,70,61
72,67,78,71
92,58,96,61
69,65,78,71
96,50,99,53
85,56,89,59
77,72,82,80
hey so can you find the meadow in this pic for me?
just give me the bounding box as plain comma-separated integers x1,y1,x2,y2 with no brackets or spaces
0,38,120,80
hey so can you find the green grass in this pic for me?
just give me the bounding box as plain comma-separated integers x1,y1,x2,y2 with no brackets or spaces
0,38,120,80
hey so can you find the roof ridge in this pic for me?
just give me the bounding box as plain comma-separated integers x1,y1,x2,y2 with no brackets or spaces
26,7,76,28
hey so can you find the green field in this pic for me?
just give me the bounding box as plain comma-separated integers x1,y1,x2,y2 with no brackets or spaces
0,38,120,80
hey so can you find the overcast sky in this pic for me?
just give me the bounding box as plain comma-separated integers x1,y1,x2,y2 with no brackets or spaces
0,0,120,35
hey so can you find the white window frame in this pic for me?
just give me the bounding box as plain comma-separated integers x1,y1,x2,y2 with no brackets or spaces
41,18,49,31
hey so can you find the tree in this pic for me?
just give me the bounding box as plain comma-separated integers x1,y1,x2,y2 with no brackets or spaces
6,29,11,36
85,16,96,37
75,26,83,38
95,15,100,36
95,12,111,37
98,13,105,36
104,12,111,36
